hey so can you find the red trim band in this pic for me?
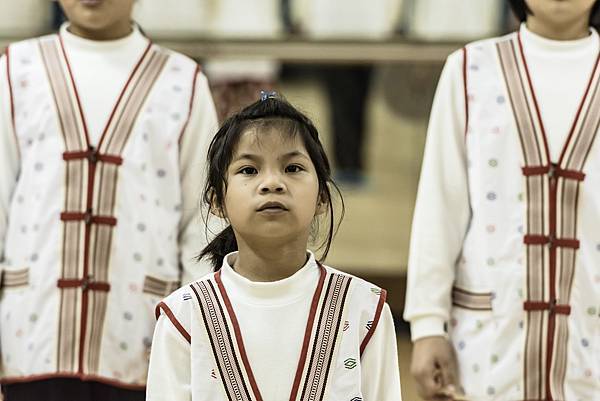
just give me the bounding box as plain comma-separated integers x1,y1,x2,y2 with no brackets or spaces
63,149,123,165
360,288,387,356
60,211,117,226
57,278,110,292
521,164,585,181
155,301,191,344
524,301,571,315
462,47,469,138
523,234,580,249
5,46,19,158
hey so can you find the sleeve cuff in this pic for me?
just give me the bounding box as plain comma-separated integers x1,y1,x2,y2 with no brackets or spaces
409,316,448,341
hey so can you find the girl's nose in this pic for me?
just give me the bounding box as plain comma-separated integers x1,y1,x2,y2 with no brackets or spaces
260,174,285,193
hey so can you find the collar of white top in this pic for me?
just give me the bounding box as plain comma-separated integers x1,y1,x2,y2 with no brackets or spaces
220,251,321,306
59,22,148,51
520,22,599,57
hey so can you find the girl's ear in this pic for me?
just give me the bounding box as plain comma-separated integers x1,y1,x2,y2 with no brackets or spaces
209,190,227,218
315,193,328,216
210,207,227,218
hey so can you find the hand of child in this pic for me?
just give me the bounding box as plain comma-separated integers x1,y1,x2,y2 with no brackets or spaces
410,336,464,401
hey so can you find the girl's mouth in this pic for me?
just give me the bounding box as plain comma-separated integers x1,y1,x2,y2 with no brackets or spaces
80,0,103,7
257,201,289,213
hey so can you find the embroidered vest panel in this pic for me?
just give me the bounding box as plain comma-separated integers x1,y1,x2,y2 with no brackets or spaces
166,267,385,401
1,35,199,387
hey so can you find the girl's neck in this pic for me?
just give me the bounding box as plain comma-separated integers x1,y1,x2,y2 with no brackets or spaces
526,18,590,41
232,240,309,282
67,21,133,41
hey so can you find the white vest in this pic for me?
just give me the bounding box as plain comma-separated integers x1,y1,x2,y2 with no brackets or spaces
450,32,600,400
156,265,387,400
1,34,200,388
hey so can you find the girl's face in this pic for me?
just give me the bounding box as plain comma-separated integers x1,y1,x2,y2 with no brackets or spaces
221,128,323,247
58,0,135,39
525,0,596,27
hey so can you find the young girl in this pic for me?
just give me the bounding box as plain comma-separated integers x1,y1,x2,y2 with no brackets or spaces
405,1,600,400
0,0,217,399
146,94,402,401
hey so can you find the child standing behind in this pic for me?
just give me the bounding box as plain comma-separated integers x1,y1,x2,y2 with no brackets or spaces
405,1,600,400
0,0,217,399
146,95,402,401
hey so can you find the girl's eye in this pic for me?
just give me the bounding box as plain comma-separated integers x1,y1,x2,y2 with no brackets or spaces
285,164,304,173
239,166,257,175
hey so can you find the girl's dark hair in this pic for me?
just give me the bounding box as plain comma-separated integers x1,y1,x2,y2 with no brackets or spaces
508,0,600,27
199,96,345,270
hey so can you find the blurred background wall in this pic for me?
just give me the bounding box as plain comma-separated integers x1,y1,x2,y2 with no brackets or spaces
0,1,517,398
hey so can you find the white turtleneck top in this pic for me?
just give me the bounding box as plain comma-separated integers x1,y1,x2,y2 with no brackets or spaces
148,252,402,401
404,23,600,340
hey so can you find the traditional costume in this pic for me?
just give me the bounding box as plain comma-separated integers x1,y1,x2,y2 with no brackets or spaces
0,24,218,392
148,252,401,400
405,24,600,401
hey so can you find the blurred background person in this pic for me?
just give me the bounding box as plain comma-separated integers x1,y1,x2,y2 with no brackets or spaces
291,0,403,188
202,0,283,122
136,0,282,123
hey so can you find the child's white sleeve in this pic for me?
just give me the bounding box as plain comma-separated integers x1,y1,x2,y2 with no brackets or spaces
403,49,470,341
146,314,192,401
360,303,402,401
178,70,221,283
0,54,20,265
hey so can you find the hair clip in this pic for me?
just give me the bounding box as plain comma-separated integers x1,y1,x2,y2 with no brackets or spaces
260,90,278,101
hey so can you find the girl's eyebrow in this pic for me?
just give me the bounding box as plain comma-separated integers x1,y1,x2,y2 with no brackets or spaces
281,151,311,161
232,151,310,162
233,153,262,163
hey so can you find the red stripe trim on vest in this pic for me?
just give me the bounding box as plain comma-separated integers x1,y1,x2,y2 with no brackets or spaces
57,36,91,142
155,301,191,344
462,47,469,138
557,51,600,164
4,46,19,159
288,264,327,401
178,64,200,145
360,289,387,356
97,41,153,150
516,33,552,162
215,271,264,401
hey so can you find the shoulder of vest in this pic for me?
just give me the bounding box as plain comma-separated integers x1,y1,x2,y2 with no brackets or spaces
4,35,57,77
155,281,205,344
464,31,517,52
461,31,518,70
150,44,199,71
322,266,388,354
7,34,57,52
322,266,386,304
